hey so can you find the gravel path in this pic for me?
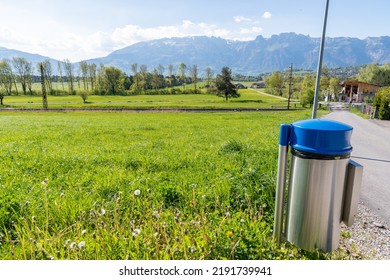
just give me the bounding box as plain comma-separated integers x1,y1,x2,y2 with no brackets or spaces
339,202,390,259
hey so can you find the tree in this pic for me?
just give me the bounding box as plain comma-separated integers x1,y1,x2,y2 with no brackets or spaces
205,66,214,87
373,87,390,120
167,64,174,87
152,68,160,90
358,64,390,86
63,59,75,93
298,74,315,106
57,61,65,91
189,65,198,91
40,60,53,92
178,62,187,88
0,59,14,104
103,66,125,95
79,61,89,90
130,63,142,94
299,88,315,108
215,67,239,101
139,64,149,91
38,62,48,109
266,72,284,96
329,77,341,100
12,57,32,95
88,63,97,91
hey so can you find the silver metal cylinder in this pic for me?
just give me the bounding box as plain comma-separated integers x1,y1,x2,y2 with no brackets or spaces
273,144,288,243
285,154,349,252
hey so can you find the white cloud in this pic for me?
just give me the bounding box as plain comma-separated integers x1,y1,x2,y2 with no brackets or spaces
102,20,232,51
240,26,264,35
234,16,252,23
0,19,262,62
262,11,272,19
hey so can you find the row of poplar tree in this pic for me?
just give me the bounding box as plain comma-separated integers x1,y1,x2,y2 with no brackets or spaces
0,57,221,96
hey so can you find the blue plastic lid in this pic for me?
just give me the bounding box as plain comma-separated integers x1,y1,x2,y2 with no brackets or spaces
290,119,353,155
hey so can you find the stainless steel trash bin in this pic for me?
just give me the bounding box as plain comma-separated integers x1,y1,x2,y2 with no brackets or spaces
274,119,363,252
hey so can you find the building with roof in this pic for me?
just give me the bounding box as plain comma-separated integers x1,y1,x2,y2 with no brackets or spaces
339,80,381,103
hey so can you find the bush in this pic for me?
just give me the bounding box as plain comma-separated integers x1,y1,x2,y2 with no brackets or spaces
373,87,390,120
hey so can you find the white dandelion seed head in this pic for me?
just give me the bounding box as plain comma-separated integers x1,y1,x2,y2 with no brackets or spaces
78,241,86,249
153,211,160,218
100,208,106,215
132,229,141,237
134,189,141,196
69,242,76,249
41,178,49,185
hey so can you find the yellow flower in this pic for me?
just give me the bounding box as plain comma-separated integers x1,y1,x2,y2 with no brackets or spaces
226,231,233,238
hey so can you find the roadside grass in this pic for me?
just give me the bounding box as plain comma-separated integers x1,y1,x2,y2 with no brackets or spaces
0,110,346,260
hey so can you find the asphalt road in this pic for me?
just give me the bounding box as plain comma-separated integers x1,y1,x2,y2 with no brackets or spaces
323,110,390,224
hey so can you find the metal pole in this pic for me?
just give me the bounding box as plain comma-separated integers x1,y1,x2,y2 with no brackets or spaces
273,124,290,243
312,0,330,119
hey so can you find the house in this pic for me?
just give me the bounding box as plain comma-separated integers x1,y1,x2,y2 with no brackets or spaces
234,83,247,89
339,80,381,103
250,81,266,88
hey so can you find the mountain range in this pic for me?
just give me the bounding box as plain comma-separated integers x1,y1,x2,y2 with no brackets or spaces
2,33,390,76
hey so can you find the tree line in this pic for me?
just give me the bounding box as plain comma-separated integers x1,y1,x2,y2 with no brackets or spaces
263,63,390,119
263,66,342,108
0,57,239,104
263,63,390,108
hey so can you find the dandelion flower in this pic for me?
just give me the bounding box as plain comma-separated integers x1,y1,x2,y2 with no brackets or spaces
134,189,141,196
226,231,233,238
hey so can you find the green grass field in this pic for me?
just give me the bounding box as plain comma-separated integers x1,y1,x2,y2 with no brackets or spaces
2,88,299,110
0,109,349,260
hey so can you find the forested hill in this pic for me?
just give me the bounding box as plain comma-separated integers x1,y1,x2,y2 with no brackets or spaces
2,33,390,75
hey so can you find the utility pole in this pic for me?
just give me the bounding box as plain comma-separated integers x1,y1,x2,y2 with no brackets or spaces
312,0,330,119
287,63,293,110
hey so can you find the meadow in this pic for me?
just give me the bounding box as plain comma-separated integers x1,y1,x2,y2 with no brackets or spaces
0,108,350,260
3,88,299,110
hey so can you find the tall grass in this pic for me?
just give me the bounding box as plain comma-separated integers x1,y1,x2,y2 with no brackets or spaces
0,110,345,260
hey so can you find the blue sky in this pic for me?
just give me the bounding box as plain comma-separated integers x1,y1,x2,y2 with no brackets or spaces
1,0,389,61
